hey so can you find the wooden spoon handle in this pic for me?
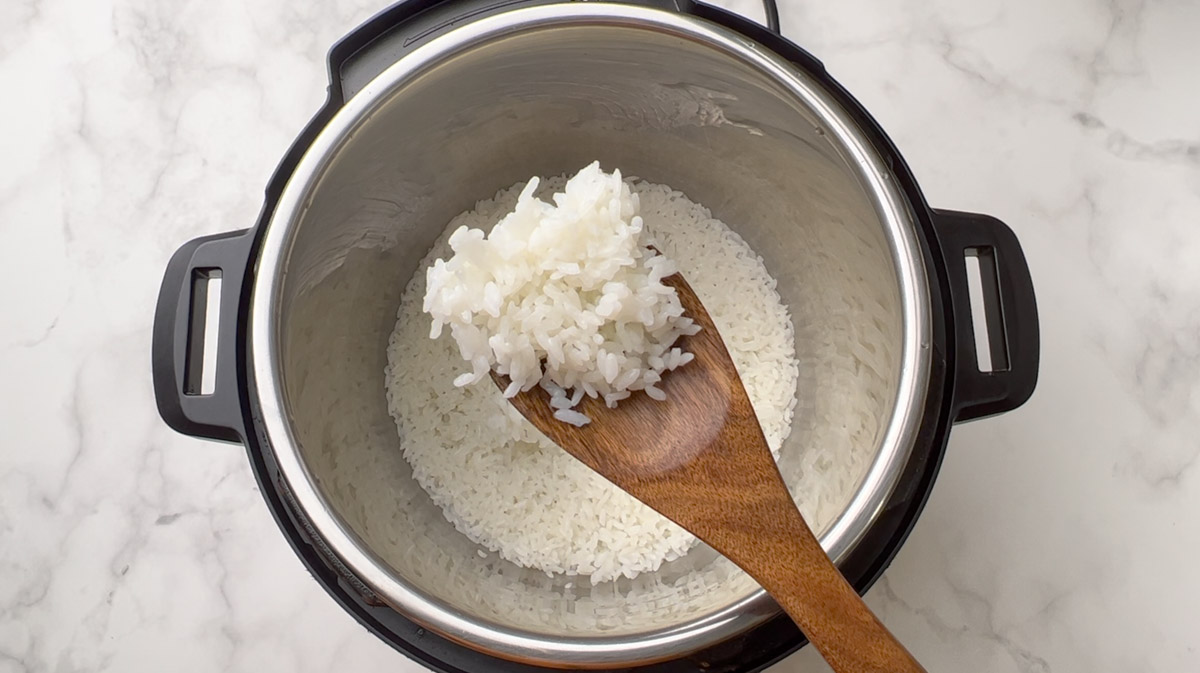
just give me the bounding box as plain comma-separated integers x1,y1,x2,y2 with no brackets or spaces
774,555,924,671
738,489,926,673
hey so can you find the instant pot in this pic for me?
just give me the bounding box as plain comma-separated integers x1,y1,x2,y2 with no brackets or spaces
152,1,1039,671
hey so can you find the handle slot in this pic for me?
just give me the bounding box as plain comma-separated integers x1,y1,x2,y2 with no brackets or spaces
963,247,1009,373
184,269,223,396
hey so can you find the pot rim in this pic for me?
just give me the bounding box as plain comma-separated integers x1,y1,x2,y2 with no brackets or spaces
248,3,932,667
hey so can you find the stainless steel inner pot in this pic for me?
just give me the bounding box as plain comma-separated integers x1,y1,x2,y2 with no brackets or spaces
249,4,930,667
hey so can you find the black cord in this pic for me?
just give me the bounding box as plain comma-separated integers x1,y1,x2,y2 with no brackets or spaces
762,0,781,33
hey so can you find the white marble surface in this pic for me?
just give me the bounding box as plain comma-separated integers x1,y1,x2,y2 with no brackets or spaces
2,0,1198,670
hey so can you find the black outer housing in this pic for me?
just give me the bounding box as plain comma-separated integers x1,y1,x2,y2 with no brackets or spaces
150,1,1040,671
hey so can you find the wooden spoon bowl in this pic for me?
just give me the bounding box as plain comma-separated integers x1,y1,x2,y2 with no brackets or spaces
493,271,925,673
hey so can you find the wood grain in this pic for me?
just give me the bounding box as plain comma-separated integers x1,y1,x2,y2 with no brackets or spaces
493,271,926,673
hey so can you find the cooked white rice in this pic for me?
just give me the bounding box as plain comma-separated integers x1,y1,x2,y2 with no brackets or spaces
385,174,800,582
423,162,700,424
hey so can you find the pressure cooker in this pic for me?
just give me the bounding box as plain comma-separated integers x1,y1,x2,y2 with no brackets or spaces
152,1,1039,670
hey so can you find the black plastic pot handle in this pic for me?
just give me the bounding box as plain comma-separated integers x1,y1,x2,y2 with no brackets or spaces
933,209,1039,422
152,230,253,443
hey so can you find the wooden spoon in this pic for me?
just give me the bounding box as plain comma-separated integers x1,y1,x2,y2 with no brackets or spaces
492,271,926,673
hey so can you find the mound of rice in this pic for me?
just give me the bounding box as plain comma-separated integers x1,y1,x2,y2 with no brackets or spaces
386,172,799,582
423,163,700,425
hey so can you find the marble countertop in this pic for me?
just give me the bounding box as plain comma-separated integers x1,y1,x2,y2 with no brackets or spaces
2,0,1198,670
